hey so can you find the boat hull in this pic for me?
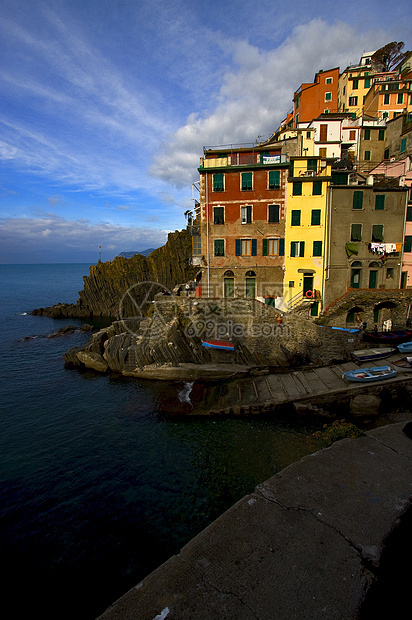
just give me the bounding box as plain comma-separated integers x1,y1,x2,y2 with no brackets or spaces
351,347,395,362
397,341,412,354
343,365,397,382
364,331,412,345
393,358,412,372
202,340,235,351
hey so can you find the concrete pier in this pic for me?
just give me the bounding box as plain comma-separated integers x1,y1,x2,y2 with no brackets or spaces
98,421,412,620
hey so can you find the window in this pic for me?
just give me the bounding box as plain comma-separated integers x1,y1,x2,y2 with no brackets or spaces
262,238,279,256
364,150,371,161
405,236,412,252
372,225,384,242
241,205,252,224
307,159,317,171
306,131,311,139
326,77,333,84
325,92,332,101
268,170,280,189
384,93,390,105
313,181,322,195
378,129,385,141
319,124,328,141
384,148,390,160
353,79,359,89
397,93,404,104
192,236,201,255
268,204,280,223
349,130,356,140
351,224,362,241
290,241,305,257
313,241,322,256
364,78,371,88
386,267,394,280
235,238,257,256
364,128,371,140
214,239,224,256
213,173,224,192
319,148,327,158
213,206,224,224
375,195,385,210
353,191,363,209
406,206,412,221
311,209,321,225
291,210,301,226
293,181,302,196
241,172,252,191
349,96,358,106
401,138,407,153
383,111,389,119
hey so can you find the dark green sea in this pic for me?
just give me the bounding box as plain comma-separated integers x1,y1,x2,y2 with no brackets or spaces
0,263,324,619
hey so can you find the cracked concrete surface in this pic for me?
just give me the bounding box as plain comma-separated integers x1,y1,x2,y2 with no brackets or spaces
98,422,412,620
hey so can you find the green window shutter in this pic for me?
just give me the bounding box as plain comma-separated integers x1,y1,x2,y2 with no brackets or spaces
251,239,257,256
291,210,301,226
262,238,268,256
312,181,322,196
279,238,285,256
299,241,305,257
401,138,407,153
235,239,241,256
365,78,371,88
405,236,412,252
214,239,224,256
289,161,294,177
372,225,384,242
241,172,252,190
307,159,317,171
313,241,322,256
351,224,362,241
268,170,280,189
375,195,385,210
268,204,280,223
214,207,224,224
384,93,390,105
364,128,370,140
364,151,371,161
213,173,224,191
378,129,385,141
353,191,363,210
293,181,302,196
311,209,321,225
407,206,412,221
290,242,296,257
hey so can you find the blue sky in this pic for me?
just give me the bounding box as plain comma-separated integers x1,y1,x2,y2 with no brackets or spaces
1,0,411,263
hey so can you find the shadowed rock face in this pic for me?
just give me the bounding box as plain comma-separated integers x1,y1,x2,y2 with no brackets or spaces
32,230,197,319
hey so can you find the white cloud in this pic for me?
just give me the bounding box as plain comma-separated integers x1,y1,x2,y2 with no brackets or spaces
0,215,168,263
150,19,389,188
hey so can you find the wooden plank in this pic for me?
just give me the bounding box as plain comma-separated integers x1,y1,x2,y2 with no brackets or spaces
312,367,343,390
292,371,313,394
277,374,303,400
302,370,330,393
266,374,288,402
254,377,272,401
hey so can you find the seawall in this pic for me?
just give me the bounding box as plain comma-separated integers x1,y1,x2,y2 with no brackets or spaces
98,421,412,619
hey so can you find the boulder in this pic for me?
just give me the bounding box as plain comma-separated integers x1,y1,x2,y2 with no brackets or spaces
76,350,108,373
350,394,381,417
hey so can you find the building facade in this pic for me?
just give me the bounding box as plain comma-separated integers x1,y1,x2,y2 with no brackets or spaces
293,67,340,125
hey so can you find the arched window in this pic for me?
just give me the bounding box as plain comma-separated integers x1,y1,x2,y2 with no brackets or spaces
245,270,256,298
350,261,362,289
223,271,234,297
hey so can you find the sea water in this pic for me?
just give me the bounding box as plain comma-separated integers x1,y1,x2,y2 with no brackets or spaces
0,264,321,619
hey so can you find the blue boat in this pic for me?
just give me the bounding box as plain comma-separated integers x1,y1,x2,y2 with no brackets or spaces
343,365,397,383
332,327,360,334
202,339,235,351
397,341,412,354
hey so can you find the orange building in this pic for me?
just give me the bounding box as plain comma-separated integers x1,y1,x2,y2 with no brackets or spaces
293,67,339,125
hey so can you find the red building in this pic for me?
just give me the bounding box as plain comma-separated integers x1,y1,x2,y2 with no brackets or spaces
294,67,340,125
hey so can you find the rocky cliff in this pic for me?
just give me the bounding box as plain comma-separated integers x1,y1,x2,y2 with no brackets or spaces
32,229,197,319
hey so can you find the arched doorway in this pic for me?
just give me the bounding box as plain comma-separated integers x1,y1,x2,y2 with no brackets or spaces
245,270,256,298
373,301,396,327
346,306,364,326
224,270,235,298
350,261,362,288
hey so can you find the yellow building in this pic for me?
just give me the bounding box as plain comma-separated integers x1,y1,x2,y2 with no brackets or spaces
338,52,375,119
284,156,332,317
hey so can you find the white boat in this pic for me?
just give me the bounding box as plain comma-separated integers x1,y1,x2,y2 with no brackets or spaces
351,347,395,363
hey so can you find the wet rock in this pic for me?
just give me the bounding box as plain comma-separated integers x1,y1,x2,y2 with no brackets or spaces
76,350,108,373
350,394,381,417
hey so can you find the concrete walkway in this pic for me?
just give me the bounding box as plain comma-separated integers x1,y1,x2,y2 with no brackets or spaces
98,422,412,620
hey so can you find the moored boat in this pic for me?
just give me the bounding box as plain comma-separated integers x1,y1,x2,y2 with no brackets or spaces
351,347,396,363
343,366,397,382
392,357,412,372
202,339,235,351
397,341,412,354
364,330,412,345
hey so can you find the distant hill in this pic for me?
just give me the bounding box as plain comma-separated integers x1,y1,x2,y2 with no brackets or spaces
117,249,156,259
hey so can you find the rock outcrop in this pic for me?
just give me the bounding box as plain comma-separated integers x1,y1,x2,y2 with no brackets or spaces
32,230,197,319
